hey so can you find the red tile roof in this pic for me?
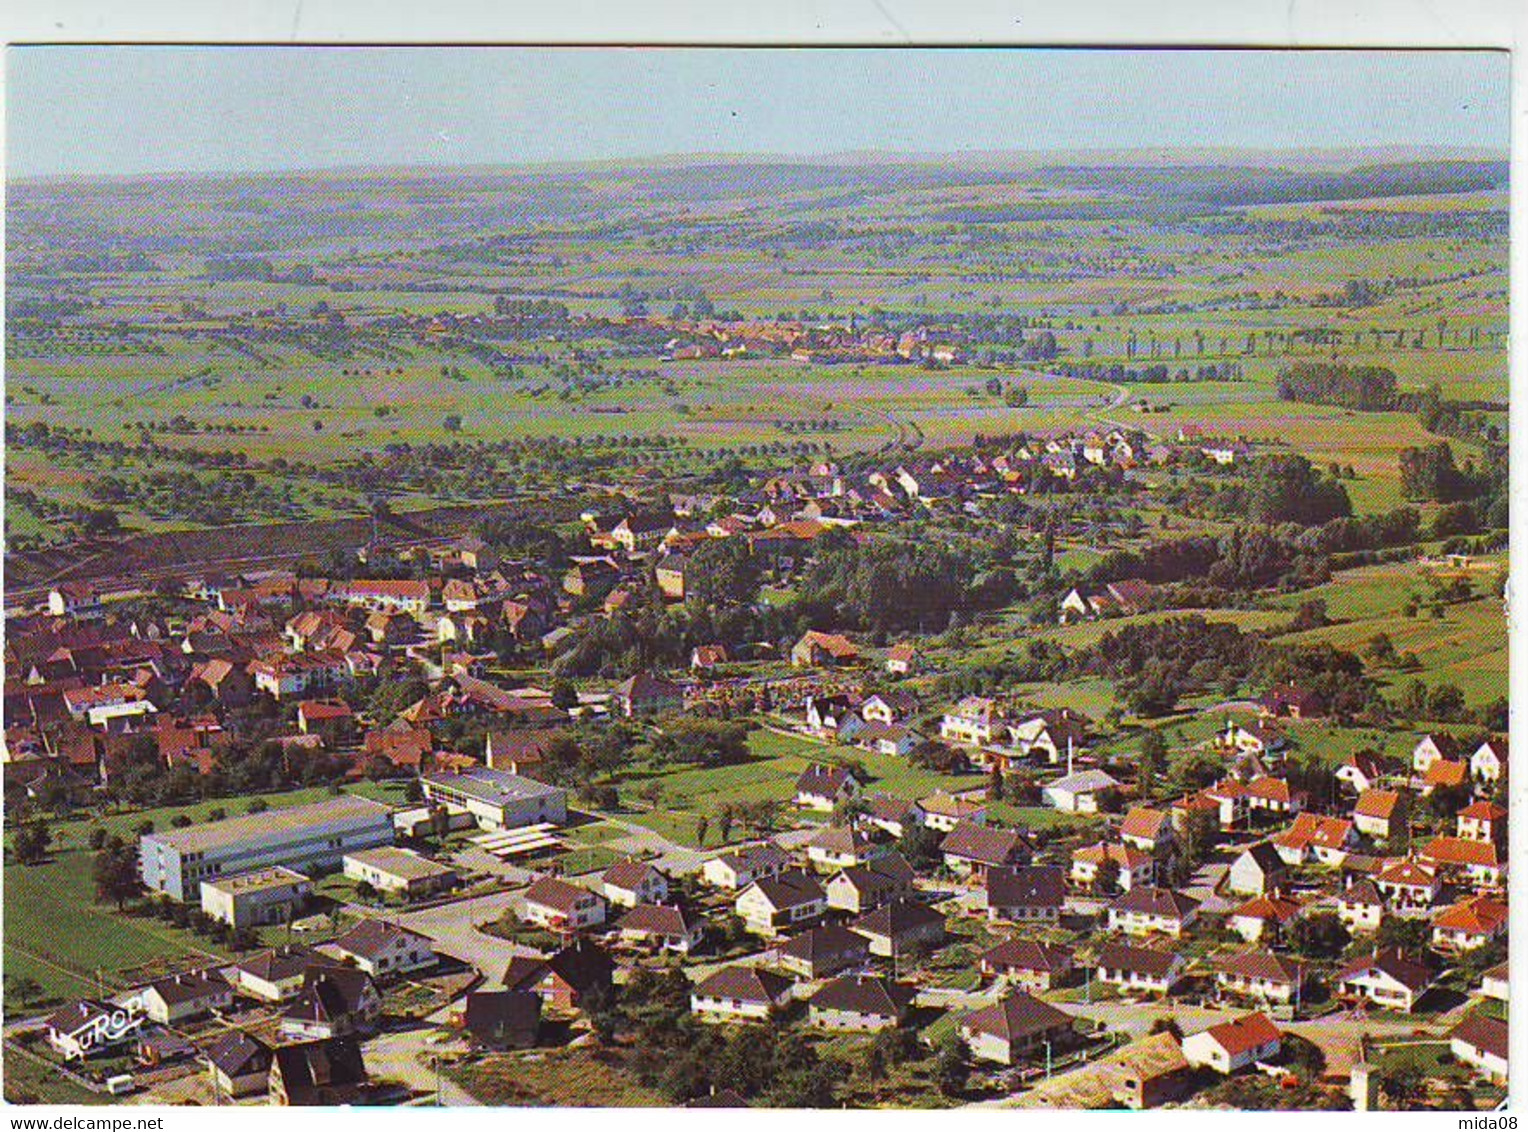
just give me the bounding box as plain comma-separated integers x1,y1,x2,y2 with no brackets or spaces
1200,1012,1281,1057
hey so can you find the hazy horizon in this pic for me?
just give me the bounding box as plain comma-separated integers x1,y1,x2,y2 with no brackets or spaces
5,142,1511,187
6,46,1511,180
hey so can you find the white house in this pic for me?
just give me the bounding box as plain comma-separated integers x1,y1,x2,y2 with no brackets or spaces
690,966,793,1022
1182,1013,1282,1075
794,763,861,811
701,842,791,890
1337,949,1434,1013
940,696,1002,747
326,919,436,979
1225,843,1286,897
139,971,233,1025
734,871,827,937
1043,769,1120,814
1450,1013,1508,1083
1336,880,1386,934
1094,942,1185,996
1107,887,1200,938
523,876,607,932
1470,739,1507,786
600,860,670,908
1411,733,1457,776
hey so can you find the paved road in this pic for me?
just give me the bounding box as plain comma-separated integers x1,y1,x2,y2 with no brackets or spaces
383,889,541,979
365,1023,480,1106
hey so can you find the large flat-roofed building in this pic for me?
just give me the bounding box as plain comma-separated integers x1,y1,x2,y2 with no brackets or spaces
420,767,567,831
201,866,314,928
140,795,396,901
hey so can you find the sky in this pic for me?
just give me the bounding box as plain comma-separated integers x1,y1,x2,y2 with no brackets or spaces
5,46,1511,179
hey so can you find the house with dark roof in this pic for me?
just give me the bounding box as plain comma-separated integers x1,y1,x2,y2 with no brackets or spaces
803,694,861,740
804,824,880,872
45,1000,134,1061
1213,949,1307,1006
808,975,916,1031
735,870,827,936
851,897,946,958
461,989,541,1050
1336,750,1396,795
858,794,925,839
524,875,607,932
961,991,1077,1066
1450,1011,1508,1083
139,969,233,1025
1479,960,1509,1003
985,865,1066,926
503,940,615,1013
777,923,872,979
939,820,1029,881
615,904,705,954
268,1036,369,1106
1470,737,1508,786
702,841,792,890
794,763,862,811
1337,878,1387,934
279,965,382,1041
232,945,321,1002
1107,887,1201,937
825,860,914,914
610,672,684,718
1094,942,1186,995
978,938,1075,992
861,690,918,726
1337,948,1434,1012
202,1030,273,1098
690,966,793,1021
327,918,436,979
1260,684,1325,720
601,859,670,908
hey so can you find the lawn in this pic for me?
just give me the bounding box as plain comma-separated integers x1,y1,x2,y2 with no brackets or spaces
2,1043,110,1105
614,728,987,848
11,783,378,856
4,849,229,1008
557,845,627,878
